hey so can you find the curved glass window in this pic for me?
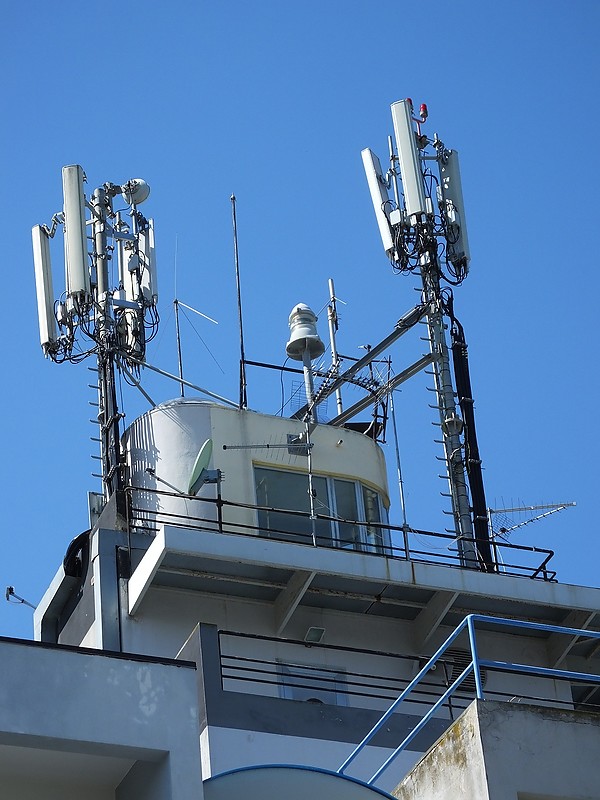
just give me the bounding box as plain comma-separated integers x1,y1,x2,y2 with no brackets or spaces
254,466,390,553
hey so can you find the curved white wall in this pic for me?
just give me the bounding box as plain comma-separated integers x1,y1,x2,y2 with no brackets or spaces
123,398,389,534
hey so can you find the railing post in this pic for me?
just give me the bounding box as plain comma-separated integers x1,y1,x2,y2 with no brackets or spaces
402,523,410,560
467,615,484,700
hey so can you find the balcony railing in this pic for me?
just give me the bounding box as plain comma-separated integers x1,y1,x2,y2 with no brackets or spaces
337,614,600,786
218,630,470,719
126,485,556,580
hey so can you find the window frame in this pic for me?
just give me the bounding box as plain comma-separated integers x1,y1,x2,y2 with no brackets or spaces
253,465,390,554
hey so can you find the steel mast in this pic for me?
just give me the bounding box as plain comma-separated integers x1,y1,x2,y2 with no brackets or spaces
32,169,158,516
362,99,493,569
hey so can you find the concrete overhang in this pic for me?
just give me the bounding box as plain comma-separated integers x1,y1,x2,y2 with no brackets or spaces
127,526,600,638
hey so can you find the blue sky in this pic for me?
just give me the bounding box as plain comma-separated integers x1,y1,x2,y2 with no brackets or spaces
1,1,598,639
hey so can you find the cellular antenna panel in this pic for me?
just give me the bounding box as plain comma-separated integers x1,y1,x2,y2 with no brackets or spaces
390,100,427,217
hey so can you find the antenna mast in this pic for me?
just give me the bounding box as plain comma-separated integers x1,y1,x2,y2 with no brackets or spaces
363,99,493,570
32,169,158,513
231,195,248,410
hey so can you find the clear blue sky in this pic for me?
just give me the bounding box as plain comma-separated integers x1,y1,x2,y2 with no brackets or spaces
1,1,598,640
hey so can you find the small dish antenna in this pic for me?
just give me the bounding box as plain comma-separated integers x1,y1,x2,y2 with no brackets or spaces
188,438,220,494
121,178,151,206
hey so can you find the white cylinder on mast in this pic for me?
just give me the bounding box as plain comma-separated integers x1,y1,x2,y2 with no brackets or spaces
32,224,57,353
62,164,90,297
390,99,427,217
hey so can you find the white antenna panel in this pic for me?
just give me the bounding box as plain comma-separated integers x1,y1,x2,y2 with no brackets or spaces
123,254,141,303
390,100,427,217
32,225,57,352
438,149,470,270
62,165,90,297
361,148,394,256
139,219,158,305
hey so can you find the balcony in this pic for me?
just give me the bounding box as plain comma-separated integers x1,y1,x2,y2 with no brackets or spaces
127,486,556,580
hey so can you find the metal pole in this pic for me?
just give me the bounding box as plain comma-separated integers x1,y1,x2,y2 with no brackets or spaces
389,390,410,558
467,615,484,699
302,346,318,424
174,299,185,397
419,243,477,566
305,418,317,546
327,278,343,416
231,195,248,410
92,187,123,502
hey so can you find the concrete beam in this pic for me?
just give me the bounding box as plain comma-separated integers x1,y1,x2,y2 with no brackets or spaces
128,528,167,615
275,570,317,635
547,609,597,668
413,591,459,652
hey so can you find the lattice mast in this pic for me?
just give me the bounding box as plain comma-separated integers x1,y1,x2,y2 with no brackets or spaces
363,99,492,569
32,168,158,507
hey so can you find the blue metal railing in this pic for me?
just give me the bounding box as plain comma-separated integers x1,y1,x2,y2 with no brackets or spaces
337,613,600,786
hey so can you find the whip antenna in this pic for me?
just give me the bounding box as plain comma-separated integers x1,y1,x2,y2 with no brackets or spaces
231,195,248,410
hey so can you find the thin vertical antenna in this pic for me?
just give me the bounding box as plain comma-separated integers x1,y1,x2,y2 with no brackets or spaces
389,389,408,530
174,299,185,397
231,194,248,410
327,278,343,416
173,235,184,396
174,234,179,297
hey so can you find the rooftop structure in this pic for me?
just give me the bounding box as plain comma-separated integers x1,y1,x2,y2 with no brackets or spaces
2,97,597,799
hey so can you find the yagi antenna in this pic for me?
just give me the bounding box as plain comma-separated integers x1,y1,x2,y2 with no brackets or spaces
488,502,576,540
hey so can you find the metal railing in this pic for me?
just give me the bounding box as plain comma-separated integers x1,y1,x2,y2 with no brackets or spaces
218,630,470,717
126,485,556,580
337,614,600,786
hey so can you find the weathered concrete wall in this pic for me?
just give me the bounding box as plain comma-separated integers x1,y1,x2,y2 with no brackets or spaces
392,701,488,800
392,700,600,800
479,701,600,800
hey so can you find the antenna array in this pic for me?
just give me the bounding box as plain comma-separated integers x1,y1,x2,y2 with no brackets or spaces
32,167,158,504
363,99,490,569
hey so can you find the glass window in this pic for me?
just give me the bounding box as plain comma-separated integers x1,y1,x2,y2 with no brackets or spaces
255,467,331,545
278,662,347,706
334,479,361,550
363,485,386,553
254,466,389,555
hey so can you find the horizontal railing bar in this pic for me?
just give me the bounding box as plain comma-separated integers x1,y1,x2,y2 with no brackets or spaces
479,659,600,684
222,673,454,705
223,666,447,695
129,497,555,580
468,613,600,641
126,484,554,559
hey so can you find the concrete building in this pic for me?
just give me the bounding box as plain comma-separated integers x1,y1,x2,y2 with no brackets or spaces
394,700,600,800
18,99,600,799
12,399,598,796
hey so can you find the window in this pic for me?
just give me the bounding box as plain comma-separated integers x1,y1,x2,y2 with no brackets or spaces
334,479,361,549
278,662,348,705
255,467,332,546
254,466,390,553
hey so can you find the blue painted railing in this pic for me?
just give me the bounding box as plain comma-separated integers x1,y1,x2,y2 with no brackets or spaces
337,613,600,785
